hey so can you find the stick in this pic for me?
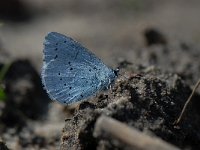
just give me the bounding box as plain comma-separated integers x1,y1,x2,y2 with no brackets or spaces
174,79,200,125
94,116,180,150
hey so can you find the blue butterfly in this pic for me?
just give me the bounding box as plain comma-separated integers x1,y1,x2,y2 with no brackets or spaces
41,32,118,105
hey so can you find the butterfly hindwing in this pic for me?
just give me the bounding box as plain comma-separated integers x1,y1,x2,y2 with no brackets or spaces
42,61,102,104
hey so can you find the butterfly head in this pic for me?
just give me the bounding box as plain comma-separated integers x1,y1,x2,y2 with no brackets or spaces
108,68,119,85
114,68,119,77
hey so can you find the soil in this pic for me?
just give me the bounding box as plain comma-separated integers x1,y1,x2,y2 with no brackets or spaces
61,63,200,150
0,0,200,150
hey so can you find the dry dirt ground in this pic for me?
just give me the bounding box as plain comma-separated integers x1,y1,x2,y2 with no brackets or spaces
0,0,200,149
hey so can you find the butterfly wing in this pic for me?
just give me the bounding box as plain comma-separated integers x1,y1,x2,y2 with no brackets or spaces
42,32,114,104
42,59,100,104
43,32,103,67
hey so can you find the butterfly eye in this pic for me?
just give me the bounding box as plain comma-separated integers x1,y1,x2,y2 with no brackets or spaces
114,68,119,77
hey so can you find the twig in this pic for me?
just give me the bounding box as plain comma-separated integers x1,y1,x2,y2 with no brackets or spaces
174,78,200,125
94,116,180,150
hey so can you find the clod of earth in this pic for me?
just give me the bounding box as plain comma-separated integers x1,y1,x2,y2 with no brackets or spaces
61,62,200,150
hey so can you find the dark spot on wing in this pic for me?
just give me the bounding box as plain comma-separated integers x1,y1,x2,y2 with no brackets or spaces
81,95,83,98
60,78,62,80
70,68,73,70
64,40,67,43
58,72,60,75
54,55,58,59
89,69,91,72
55,43,58,45
68,62,71,65
64,83,66,86
55,48,58,51
69,87,72,89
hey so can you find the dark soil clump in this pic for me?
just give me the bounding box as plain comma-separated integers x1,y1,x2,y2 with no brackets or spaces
0,59,57,149
61,63,200,150
144,28,167,46
0,59,50,132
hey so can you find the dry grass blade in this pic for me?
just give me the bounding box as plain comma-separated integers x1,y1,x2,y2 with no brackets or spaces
174,78,200,125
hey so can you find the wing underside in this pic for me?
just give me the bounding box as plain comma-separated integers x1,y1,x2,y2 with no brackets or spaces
42,32,113,104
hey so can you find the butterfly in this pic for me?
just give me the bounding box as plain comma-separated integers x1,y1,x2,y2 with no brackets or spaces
41,32,118,105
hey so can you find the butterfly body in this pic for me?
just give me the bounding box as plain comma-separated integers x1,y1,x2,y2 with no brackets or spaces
41,32,117,105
